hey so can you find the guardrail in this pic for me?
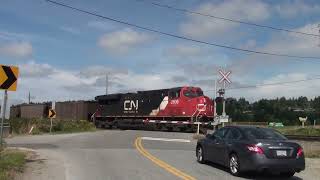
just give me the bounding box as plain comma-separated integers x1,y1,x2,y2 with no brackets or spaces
285,135,320,141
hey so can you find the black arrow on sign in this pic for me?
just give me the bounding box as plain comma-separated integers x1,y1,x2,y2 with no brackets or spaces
0,65,17,89
50,109,56,118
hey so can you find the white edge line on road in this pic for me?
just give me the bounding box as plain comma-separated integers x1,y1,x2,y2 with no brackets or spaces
141,137,191,143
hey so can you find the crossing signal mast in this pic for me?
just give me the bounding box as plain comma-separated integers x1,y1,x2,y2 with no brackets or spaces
215,68,232,126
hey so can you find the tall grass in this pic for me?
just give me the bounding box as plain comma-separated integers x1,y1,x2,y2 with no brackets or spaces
9,118,96,135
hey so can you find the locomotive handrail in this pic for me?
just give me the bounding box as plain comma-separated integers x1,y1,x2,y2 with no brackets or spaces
192,104,207,122
191,109,199,122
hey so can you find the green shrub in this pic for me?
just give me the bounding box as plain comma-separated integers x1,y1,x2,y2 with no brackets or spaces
8,118,96,135
276,127,320,136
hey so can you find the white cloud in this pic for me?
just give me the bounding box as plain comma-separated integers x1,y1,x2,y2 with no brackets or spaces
60,26,80,34
88,21,116,31
180,0,270,38
275,1,320,18
228,22,320,75
240,39,257,49
19,61,54,78
229,73,320,101
0,31,29,41
164,44,208,59
261,23,320,56
98,28,153,55
79,66,128,78
0,42,33,58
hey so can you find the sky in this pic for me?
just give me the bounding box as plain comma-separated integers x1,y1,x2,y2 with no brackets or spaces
1,0,320,109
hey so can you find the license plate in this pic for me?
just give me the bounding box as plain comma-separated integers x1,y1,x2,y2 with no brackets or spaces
276,150,287,156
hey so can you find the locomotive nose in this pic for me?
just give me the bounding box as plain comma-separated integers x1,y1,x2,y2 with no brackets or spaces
198,96,212,105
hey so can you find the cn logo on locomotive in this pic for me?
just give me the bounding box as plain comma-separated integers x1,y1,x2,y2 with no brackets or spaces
124,100,139,111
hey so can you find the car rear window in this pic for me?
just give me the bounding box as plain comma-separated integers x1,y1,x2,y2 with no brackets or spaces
244,128,287,140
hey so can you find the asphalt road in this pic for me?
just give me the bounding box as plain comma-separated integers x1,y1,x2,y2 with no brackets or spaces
6,130,320,180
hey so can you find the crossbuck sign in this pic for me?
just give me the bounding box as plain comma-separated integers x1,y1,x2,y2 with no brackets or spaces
218,69,231,87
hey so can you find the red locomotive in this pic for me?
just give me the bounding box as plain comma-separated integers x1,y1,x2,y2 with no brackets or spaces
93,86,215,131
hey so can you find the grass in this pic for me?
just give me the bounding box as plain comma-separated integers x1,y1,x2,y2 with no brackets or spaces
305,150,320,158
0,149,26,180
274,126,320,136
9,118,96,135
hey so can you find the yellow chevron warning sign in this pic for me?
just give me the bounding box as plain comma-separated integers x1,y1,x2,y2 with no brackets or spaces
0,65,19,91
48,109,56,118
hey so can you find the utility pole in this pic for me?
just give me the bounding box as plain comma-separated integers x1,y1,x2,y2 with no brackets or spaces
28,91,31,104
106,74,109,95
214,79,217,117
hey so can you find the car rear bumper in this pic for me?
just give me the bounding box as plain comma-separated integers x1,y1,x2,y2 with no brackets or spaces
240,154,305,173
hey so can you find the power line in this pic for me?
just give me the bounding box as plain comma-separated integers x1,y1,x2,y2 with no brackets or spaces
45,0,320,61
135,0,320,38
204,75,320,92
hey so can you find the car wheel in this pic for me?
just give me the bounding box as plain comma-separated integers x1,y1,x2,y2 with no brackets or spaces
196,146,205,164
229,154,241,176
280,171,295,178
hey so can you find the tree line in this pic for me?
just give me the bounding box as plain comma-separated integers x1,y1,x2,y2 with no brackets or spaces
216,96,320,125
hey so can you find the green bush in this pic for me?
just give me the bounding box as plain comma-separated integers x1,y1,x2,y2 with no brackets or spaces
285,128,320,136
8,118,96,135
275,127,320,136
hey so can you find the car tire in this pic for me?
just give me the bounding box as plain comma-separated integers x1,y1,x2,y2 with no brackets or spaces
196,146,205,164
280,171,295,178
229,154,241,176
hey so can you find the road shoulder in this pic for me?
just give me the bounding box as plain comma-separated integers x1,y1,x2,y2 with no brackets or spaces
14,149,66,180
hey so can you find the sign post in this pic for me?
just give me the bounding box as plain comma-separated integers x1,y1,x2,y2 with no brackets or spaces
0,90,8,145
218,69,231,117
194,122,201,135
48,108,56,133
0,65,19,146
217,68,231,127
299,117,307,128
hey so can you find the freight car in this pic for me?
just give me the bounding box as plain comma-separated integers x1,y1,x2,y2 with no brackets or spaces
92,86,215,131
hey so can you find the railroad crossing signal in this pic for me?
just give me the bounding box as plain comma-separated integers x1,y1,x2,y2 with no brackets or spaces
218,69,231,84
0,65,19,91
48,109,56,118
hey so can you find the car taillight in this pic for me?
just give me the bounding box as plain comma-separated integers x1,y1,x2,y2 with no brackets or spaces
247,145,264,154
297,147,303,158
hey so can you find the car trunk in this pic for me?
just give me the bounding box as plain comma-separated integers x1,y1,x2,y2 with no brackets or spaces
257,140,299,159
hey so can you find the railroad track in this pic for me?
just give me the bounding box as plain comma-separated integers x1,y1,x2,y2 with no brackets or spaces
285,135,320,141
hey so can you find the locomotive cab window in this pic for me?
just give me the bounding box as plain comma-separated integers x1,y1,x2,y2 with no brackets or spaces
169,89,180,99
183,89,204,98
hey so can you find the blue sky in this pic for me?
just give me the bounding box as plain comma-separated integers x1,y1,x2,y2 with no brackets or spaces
1,0,320,105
